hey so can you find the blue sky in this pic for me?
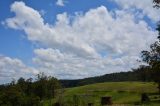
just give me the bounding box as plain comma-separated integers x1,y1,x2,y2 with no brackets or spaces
0,0,159,84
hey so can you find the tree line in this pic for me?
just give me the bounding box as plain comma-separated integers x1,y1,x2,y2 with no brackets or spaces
60,65,152,88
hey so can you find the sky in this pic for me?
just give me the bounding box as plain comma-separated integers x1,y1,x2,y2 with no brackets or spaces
0,0,160,84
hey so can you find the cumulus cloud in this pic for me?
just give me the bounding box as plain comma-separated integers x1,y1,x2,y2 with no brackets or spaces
0,55,38,84
32,48,141,79
3,1,159,79
5,1,98,58
112,0,160,21
56,0,65,6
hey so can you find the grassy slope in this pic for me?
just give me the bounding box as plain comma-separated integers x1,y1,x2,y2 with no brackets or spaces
45,82,160,106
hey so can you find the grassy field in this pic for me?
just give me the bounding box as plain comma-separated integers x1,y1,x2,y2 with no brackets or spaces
44,82,160,106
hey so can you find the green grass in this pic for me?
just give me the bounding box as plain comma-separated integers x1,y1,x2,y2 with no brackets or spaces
45,82,160,106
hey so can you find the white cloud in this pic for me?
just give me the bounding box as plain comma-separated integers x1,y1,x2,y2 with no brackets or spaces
32,48,141,79
2,1,159,80
0,55,38,84
56,0,65,6
112,0,160,22
5,2,98,58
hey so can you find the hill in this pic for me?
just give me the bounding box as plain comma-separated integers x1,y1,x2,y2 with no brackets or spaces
50,82,160,106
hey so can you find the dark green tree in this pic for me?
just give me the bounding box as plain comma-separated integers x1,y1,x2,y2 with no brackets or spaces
142,23,160,93
132,65,151,82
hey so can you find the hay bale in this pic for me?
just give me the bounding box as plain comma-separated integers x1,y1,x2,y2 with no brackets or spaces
88,103,94,106
101,96,112,105
141,93,150,103
54,102,60,106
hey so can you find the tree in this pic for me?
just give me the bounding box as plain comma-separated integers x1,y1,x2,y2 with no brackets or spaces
132,65,151,82
17,77,27,92
141,22,160,93
34,72,61,100
140,0,160,94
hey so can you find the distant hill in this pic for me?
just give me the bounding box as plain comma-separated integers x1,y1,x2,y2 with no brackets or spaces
60,70,152,88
